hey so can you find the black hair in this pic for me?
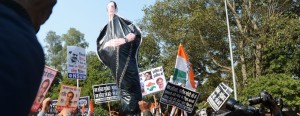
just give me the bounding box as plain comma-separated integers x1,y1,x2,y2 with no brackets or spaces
108,1,118,12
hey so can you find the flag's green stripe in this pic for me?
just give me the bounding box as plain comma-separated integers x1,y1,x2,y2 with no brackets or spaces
173,68,187,83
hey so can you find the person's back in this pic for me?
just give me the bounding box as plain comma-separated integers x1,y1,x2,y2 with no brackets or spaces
0,0,56,115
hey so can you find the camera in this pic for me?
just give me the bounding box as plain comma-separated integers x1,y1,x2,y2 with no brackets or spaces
225,91,283,116
226,98,260,115
248,90,273,106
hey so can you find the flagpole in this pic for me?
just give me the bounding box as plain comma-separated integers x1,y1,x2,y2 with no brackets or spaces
224,0,237,100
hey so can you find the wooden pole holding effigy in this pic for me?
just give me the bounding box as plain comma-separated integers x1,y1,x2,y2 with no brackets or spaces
108,101,111,116
153,95,157,106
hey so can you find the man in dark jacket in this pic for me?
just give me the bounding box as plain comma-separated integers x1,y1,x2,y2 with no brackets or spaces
0,0,56,115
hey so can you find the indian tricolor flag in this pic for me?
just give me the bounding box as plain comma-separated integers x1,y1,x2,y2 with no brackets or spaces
173,44,196,91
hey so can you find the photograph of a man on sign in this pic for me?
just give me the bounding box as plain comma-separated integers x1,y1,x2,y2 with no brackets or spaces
31,66,57,112
56,84,81,112
139,66,167,96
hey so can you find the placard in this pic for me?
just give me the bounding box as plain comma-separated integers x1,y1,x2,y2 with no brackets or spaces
78,96,90,116
139,66,167,96
56,85,81,111
207,82,233,111
93,83,119,104
31,66,58,112
160,82,199,113
67,46,86,80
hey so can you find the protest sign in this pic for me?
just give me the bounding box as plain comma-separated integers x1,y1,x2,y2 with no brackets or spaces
139,66,167,96
31,66,58,112
160,82,199,113
56,84,81,111
93,83,119,104
67,46,86,80
48,100,58,114
78,96,90,116
207,82,233,111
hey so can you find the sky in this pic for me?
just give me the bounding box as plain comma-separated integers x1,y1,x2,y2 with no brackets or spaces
37,0,156,52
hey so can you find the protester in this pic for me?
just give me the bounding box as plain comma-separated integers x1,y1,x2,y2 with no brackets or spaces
139,100,153,116
37,97,52,116
96,1,142,115
58,108,72,116
0,0,56,115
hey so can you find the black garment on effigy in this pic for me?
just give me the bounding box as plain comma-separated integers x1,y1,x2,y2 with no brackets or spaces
96,15,142,115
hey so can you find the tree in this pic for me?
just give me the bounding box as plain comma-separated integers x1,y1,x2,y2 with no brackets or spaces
240,74,300,106
44,31,63,71
44,31,64,99
141,0,231,90
137,33,162,71
61,28,89,74
141,0,300,110
225,0,300,80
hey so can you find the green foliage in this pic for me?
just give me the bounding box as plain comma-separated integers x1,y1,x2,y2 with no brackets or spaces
62,28,89,48
262,16,300,76
44,31,64,71
142,0,231,82
240,74,300,106
137,34,162,71
94,105,109,116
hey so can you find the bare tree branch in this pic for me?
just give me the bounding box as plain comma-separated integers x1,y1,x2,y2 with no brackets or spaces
198,31,231,72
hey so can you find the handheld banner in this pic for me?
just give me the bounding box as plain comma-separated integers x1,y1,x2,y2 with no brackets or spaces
56,84,81,111
160,82,200,113
31,66,58,112
48,100,58,114
139,66,167,96
207,82,233,111
67,46,86,80
93,83,119,104
78,96,90,116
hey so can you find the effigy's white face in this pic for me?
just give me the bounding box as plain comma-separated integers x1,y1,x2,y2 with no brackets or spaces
107,2,116,16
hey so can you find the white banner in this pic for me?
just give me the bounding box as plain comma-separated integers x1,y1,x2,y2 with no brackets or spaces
139,66,167,96
207,82,233,111
67,46,86,80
